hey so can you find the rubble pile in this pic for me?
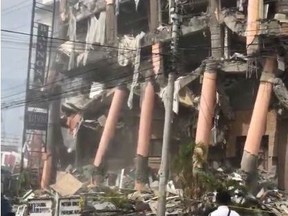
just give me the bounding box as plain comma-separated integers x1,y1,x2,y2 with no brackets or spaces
187,167,288,216
13,165,288,216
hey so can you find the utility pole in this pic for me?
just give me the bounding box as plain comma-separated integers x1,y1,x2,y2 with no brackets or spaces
20,0,37,174
157,0,180,215
41,0,63,189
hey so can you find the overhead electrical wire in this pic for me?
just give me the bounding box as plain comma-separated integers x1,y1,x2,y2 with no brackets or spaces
0,35,281,97
1,58,264,110
1,0,28,12
1,44,164,101
0,56,277,111
0,4,276,145
1,19,285,104
1,59,163,110
1,40,267,105
1,17,284,56
0,50,278,109
1,23,285,50
1,28,171,54
4,53,163,101
0,39,279,102
2,2,283,161
2,1,32,16
1,47,165,105
3,3,284,157
2,19,284,52
2,0,30,12
0,27,170,95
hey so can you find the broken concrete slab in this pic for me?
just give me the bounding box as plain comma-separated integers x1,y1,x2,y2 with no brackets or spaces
220,9,288,38
220,60,248,73
55,171,67,182
142,15,208,47
50,173,83,196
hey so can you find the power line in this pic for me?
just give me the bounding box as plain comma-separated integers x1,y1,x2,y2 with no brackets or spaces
0,47,279,108
1,5,280,107
2,1,32,16
1,28,165,53
1,58,164,110
1,30,170,96
2,20,285,53
1,18,285,100
1,44,164,101
0,33,282,98
1,45,279,103
2,23,286,49
2,54,270,109
2,0,30,12
1,81,27,93
2,58,162,109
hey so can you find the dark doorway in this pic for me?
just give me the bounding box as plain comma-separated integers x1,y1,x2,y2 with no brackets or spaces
234,136,246,168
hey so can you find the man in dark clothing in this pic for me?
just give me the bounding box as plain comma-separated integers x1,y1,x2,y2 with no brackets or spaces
1,193,13,216
209,189,240,216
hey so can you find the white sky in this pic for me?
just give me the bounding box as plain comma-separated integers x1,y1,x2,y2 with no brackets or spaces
1,0,33,140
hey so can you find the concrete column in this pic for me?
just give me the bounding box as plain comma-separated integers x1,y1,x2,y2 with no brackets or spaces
105,0,117,45
195,71,217,148
41,149,52,189
241,57,277,173
135,81,155,191
246,0,260,56
93,87,127,168
194,0,221,160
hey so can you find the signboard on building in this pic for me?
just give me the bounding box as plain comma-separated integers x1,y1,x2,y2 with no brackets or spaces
20,0,55,172
23,22,50,155
25,23,49,131
28,199,53,216
58,197,81,216
33,23,49,88
26,109,48,131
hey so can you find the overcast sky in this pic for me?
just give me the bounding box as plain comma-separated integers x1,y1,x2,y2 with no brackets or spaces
1,0,32,140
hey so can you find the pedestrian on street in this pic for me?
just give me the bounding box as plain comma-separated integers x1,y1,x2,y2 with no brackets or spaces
208,189,240,216
1,193,13,216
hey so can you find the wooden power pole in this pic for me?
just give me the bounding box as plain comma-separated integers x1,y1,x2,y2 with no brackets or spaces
157,0,180,215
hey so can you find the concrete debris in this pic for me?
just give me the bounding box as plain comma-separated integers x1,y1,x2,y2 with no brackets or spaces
166,180,183,196
89,82,104,99
50,173,83,196
15,205,28,216
98,115,107,127
256,188,265,199
92,201,116,211
149,197,185,215
21,189,35,201
58,41,84,56
13,164,288,216
128,191,153,202
65,164,73,173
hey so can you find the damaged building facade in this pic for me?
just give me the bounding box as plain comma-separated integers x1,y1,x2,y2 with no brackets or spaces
34,0,288,193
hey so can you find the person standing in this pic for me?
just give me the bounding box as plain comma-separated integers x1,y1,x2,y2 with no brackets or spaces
1,193,13,216
209,189,240,216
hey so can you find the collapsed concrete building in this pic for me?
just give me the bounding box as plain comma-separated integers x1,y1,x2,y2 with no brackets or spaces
38,0,288,192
